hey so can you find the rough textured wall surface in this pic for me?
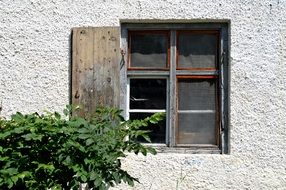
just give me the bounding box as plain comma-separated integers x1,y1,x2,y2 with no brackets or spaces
1,0,285,189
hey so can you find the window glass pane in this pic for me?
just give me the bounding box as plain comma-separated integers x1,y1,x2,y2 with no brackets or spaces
177,112,216,144
130,79,166,109
130,113,166,143
178,79,216,110
130,33,168,68
178,33,217,68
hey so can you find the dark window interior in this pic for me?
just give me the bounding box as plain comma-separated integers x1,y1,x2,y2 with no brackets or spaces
130,79,166,109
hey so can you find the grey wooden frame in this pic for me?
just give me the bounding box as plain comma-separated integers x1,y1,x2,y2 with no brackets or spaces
120,23,229,154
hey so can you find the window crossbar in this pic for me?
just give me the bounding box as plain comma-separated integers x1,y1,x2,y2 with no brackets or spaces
129,109,166,113
177,110,215,113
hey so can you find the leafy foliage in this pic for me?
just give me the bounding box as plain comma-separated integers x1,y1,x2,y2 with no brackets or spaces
0,106,164,190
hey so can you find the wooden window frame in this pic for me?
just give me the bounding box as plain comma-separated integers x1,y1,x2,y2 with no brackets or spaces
121,23,229,154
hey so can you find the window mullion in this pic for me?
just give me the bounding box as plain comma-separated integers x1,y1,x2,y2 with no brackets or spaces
169,30,177,147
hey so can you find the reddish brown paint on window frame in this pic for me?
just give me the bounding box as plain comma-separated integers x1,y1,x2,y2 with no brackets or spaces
176,30,220,71
128,30,170,70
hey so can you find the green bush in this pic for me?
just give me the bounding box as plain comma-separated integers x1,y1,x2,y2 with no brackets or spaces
0,106,164,190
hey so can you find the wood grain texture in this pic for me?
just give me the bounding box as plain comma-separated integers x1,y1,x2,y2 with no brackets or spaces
72,27,120,117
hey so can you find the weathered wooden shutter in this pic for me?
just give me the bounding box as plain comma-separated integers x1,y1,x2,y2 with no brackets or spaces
71,27,120,117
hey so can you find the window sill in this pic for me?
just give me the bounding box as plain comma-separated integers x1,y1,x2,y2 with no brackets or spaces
143,143,221,154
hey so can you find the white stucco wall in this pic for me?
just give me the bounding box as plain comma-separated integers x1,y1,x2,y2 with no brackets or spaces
1,0,286,189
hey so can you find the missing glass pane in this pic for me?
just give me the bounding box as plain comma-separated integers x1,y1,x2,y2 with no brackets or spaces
130,33,168,68
130,113,166,143
178,33,218,69
130,79,166,109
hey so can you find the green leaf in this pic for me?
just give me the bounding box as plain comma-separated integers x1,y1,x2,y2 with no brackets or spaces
0,156,9,162
141,148,147,156
80,175,87,182
84,158,90,165
68,118,87,127
7,178,13,188
149,118,157,124
78,128,89,133
17,171,30,179
126,177,135,187
11,176,18,184
14,127,24,134
54,112,61,120
36,164,55,171
86,138,93,146
90,171,97,180
94,177,102,187
78,134,90,140
147,147,157,155
64,156,71,165
3,168,18,175
99,183,107,190
141,134,151,143
21,133,43,141
112,172,120,184
63,108,69,117
0,131,11,139
11,112,24,122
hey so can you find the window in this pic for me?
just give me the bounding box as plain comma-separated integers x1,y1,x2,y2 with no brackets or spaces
121,23,229,153
71,24,229,154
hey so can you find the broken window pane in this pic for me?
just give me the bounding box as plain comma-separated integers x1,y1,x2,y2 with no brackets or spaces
178,33,217,69
130,79,166,109
130,33,168,68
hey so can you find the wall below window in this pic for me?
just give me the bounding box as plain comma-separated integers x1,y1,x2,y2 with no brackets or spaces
1,0,286,189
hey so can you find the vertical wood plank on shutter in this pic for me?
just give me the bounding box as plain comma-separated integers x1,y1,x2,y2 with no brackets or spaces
72,27,120,117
